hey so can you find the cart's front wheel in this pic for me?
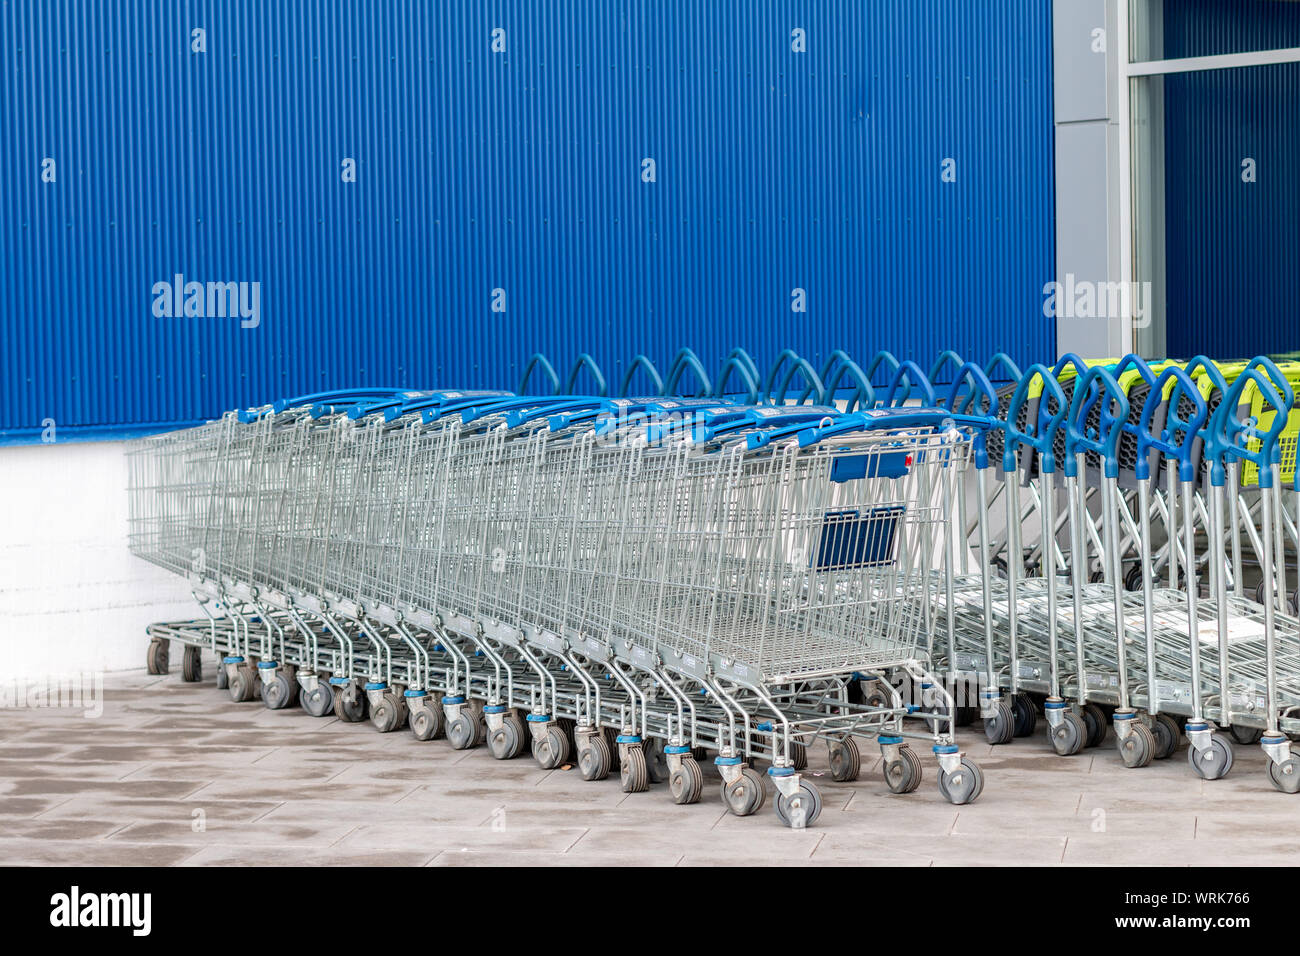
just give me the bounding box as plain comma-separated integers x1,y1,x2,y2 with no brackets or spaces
1011,693,1037,737
301,682,334,718
181,645,202,683
487,715,525,760
720,767,765,815
531,725,569,770
883,745,922,794
1048,710,1087,756
146,639,169,676
577,734,611,781
775,781,822,828
984,700,1015,745
938,757,984,805
669,756,703,805
620,744,649,793
1150,714,1180,759
1188,736,1233,780
1117,722,1155,768
1230,725,1263,746
1082,703,1108,747
1267,755,1300,794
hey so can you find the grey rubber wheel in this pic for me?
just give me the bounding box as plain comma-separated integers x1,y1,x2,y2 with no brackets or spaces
577,734,611,781
1230,725,1263,746
620,745,649,793
447,713,477,750
1118,721,1155,768
1188,735,1234,780
531,725,569,769
643,737,669,783
938,757,984,805
146,639,169,676
408,700,444,740
1048,710,1086,756
216,662,229,690
788,740,808,771
720,766,764,815
883,745,922,794
1267,756,1300,793
300,682,334,718
829,738,861,782
1082,703,1108,747
775,781,822,828
1011,693,1037,737
262,673,296,710
669,756,703,804
229,666,258,703
181,646,202,683
984,700,1015,745
487,716,525,760
333,685,367,722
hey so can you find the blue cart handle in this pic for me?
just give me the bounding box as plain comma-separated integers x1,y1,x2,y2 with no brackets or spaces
1136,366,1206,482
768,354,825,406
813,350,876,411
270,388,411,414
983,351,1023,384
662,348,713,397
794,408,990,449
1242,356,1296,412
1206,368,1290,489
928,350,966,386
562,354,608,397
947,362,999,470
864,351,901,394
617,354,665,398
882,361,937,408
1064,366,1129,479
712,355,761,402
518,354,561,395
1003,364,1068,474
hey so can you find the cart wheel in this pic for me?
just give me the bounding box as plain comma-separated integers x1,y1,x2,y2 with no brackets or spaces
370,692,406,733
1082,703,1108,747
1230,725,1263,746
643,737,669,783
620,745,649,793
1254,580,1267,606
1118,722,1155,768
1150,714,1181,759
1290,589,1299,616
1090,569,1106,584
669,756,704,804
488,715,525,760
1267,755,1300,793
181,646,202,683
554,717,578,756
938,757,984,805
229,666,258,703
408,699,443,739
215,662,229,691
532,725,569,770
577,734,611,781
775,781,823,828
146,639,169,676
262,672,297,711
954,706,976,728
1123,563,1144,592
984,700,1015,745
1188,736,1233,780
883,745,923,794
446,712,477,750
788,740,808,771
1011,693,1037,737
603,726,622,771
828,738,861,782
1049,710,1087,756
333,685,366,722
720,767,764,815
301,682,335,719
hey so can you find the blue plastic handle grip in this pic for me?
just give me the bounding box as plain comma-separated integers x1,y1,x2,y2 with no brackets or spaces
692,406,840,445
983,352,1023,384
883,361,938,408
793,408,991,449
272,388,411,414
1002,364,1069,473
1135,365,1206,483
1241,356,1296,412
506,398,606,429
1064,366,1129,479
1205,368,1291,488
946,362,999,469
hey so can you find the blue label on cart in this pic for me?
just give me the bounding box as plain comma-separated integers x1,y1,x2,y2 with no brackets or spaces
813,505,904,571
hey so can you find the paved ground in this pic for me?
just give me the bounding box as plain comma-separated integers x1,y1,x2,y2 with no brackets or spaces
3,659,1297,866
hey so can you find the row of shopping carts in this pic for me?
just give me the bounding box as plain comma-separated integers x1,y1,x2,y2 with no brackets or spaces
129,347,1300,827
128,378,996,826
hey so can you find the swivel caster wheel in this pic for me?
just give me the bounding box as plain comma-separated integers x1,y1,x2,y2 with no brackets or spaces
446,712,478,750
371,692,407,733
938,757,984,805
229,665,259,703
787,740,808,771
1011,693,1037,737
1188,736,1234,780
828,738,861,782
487,714,526,760
146,639,169,676
1082,703,1108,747
775,781,823,828
883,745,923,794
983,700,1015,745
300,682,334,718
720,767,765,816
531,724,570,770
577,735,611,781
333,685,367,723
669,755,703,804
181,646,202,683
215,662,229,691
261,670,297,710
602,726,622,771
1117,722,1155,768
619,745,649,793
1150,714,1181,759
1267,754,1300,793
643,737,669,784
408,700,444,740
1048,710,1087,756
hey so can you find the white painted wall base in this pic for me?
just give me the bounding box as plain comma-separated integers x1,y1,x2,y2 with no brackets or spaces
0,441,199,681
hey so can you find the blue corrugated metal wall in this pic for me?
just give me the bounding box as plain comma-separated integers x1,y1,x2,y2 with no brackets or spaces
1163,0,1300,359
2,1,1057,435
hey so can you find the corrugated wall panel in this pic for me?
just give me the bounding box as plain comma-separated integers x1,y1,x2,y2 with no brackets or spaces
2,0,1056,433
1162,0,1300,359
